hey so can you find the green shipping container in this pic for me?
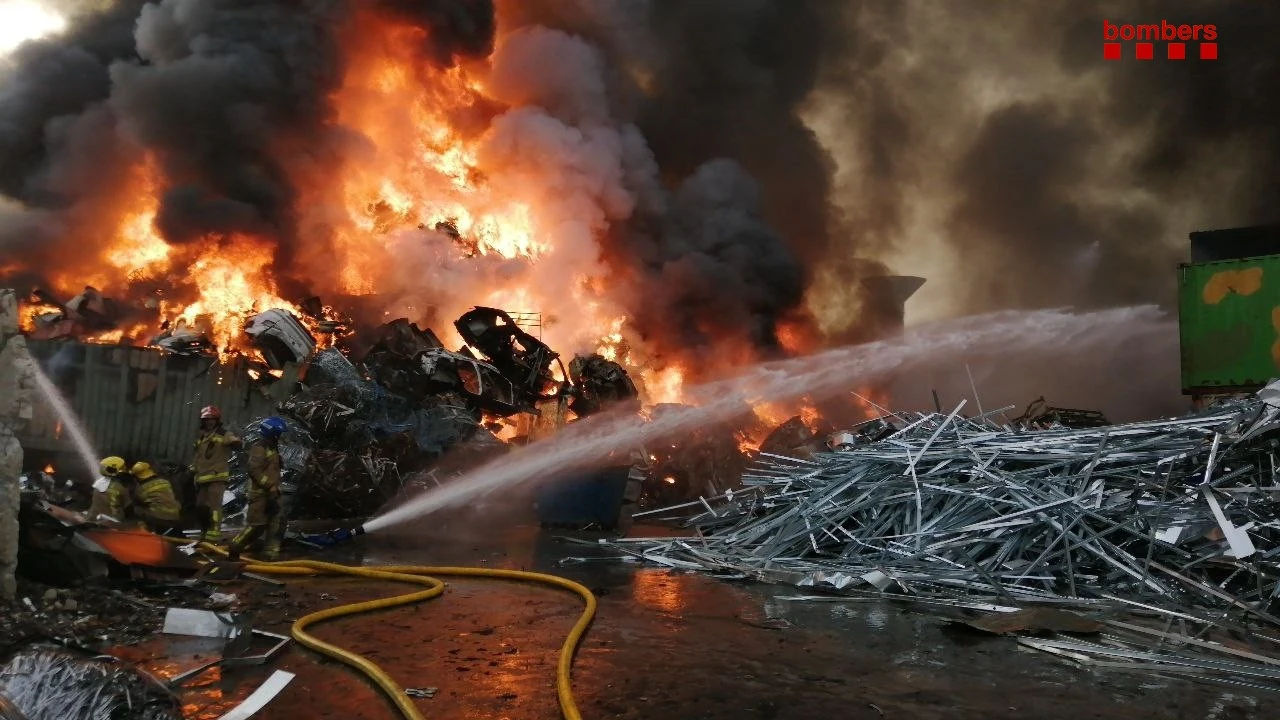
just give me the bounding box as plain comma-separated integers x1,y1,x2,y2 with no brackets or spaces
1179,255,1280,393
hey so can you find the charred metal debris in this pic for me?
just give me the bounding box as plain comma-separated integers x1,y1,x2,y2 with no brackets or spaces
18,287,752,520
216,307,638,520
601,386,1280,690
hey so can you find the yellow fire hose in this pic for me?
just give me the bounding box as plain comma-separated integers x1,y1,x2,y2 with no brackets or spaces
165,539,597,720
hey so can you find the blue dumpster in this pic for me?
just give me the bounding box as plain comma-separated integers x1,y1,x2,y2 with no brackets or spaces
535,465,632,529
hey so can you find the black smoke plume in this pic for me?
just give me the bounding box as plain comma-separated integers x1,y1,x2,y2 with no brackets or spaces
5,0,1276,421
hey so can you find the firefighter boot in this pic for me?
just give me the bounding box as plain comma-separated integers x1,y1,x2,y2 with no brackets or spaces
202,509,223,544
261,540,280,561
226,525,259,562
261,513,282,561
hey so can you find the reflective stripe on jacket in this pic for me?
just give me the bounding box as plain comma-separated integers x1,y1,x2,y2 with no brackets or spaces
194,429,240,484
136,477,181,520
87,478,132,522
247,443,281,497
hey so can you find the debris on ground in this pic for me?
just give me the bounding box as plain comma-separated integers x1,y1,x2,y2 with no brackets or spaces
405,687,438,698
1012,396,1112,430
636,405,748,509
954,608,1104,636
0,579,163,651
757,416,824,461
607,386,1280,689
0,649,182,720
567,353,639,418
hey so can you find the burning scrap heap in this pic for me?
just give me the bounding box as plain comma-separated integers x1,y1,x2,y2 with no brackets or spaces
0,0,927,528
211,306,642,520
0,0,928,461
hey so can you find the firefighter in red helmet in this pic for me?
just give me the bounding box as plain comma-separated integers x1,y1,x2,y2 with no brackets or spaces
192,405,242,543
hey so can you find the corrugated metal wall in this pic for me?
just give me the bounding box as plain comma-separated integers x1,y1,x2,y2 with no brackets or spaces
21,340,279,466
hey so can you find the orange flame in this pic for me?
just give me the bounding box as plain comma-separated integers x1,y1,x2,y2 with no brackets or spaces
23,8,704,403
850,386,892,420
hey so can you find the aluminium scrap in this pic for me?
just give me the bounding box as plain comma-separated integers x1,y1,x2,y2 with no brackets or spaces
604,386,1280,685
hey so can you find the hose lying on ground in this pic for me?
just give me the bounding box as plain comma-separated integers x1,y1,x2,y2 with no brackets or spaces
163,539,597,720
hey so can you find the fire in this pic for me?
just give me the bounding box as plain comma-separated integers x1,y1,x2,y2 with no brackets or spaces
105,160,170,277
19,302,59,333
799,403,822,434
325,9,544,297
751,401,792,430
640,367,685,406
158,238,296,353
9,6,710,406
43,464,54,474
850,386,893,420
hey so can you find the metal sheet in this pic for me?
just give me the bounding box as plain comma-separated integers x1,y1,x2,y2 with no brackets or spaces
216,670,295,720
162,608,247,639
20,341,278,466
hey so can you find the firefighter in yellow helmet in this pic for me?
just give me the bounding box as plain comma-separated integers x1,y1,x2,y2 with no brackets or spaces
86,456,132,524
193,405,242,543
228,416,287,561
130,461,182,533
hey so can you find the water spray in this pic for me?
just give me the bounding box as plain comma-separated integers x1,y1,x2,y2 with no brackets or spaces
29,361,100,479
361,305,1176,532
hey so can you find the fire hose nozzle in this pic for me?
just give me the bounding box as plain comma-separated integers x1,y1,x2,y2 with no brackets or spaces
301,525,367,548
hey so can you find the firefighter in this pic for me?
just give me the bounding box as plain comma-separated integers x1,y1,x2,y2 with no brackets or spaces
130,461,182,533
86,456,132,524
193,405,242,543
228,416,286,561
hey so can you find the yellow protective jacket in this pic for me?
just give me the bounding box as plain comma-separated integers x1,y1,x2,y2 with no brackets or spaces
247,443,281,498
193,428,241,484
135,476,181,521
87,476,132,522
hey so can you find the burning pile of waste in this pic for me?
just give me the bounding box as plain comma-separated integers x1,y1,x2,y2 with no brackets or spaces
204,306,644,520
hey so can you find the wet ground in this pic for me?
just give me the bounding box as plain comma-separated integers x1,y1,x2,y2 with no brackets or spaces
110,508,1280,720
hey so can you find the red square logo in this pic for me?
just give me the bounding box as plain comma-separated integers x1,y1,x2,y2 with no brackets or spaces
1103,42,1121,60
1168,43,1186,60
1135,42,1154,60
1201,43,1218,60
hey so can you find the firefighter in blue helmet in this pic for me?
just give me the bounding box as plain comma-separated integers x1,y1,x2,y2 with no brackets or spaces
228,416,287,561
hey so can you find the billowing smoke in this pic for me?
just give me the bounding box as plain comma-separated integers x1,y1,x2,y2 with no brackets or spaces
0,0,495,295
0,0,823,384
2,0,1276,420
808,0,1280,316
799,0,1280,418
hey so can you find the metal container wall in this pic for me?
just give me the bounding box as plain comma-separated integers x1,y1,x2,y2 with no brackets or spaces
1179,255,1280,393
21,340,279,467
1190,224,1280,263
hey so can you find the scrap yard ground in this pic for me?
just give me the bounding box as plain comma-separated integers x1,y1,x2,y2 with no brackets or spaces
80,513,1277,720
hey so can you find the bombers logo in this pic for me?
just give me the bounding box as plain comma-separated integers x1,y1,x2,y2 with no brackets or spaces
1103,20,1218,60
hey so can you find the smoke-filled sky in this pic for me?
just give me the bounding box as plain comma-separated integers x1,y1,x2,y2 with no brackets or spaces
1,0,1277,421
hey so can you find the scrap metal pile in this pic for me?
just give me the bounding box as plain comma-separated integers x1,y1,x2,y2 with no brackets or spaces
611,389,1280,687
220,310,639,519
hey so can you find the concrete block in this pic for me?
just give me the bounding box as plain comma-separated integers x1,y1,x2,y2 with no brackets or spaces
0,290,30,600
0,288,17,336
0,432,19,601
